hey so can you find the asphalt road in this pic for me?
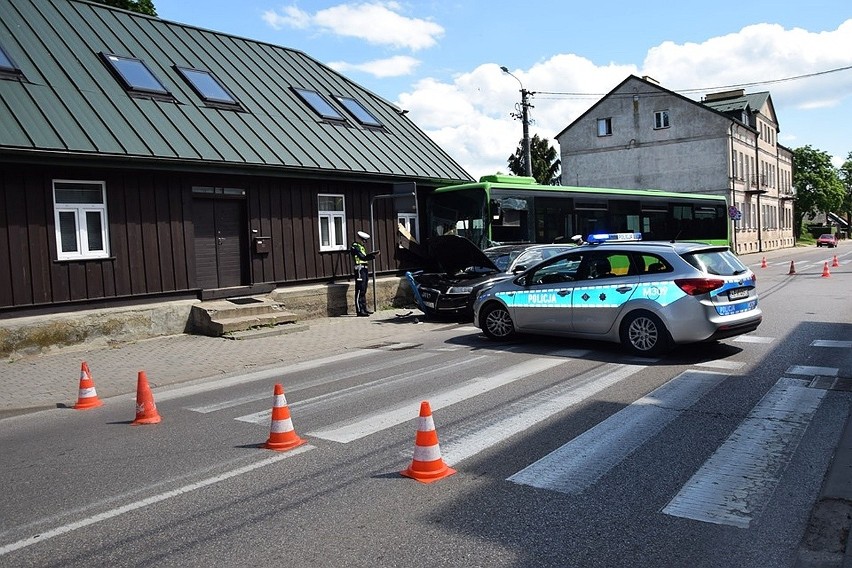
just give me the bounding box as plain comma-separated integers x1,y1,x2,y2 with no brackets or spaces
1,246,850,568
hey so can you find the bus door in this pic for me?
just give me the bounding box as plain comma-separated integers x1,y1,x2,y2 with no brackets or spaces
535,197,574,244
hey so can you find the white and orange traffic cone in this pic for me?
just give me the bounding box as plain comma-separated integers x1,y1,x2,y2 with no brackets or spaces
131,370,161,425
73,361,103,410
821,262,831,278
263,384,306,451
832,255,839,268
760,257,767,269
787,260,797,275
401,401,456,483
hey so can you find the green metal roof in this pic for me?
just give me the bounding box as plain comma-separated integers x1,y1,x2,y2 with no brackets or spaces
0,0,473,184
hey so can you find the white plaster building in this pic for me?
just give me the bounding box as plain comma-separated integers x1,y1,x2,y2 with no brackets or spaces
556,75,794,254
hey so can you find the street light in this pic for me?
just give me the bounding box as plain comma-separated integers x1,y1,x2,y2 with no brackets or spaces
500,66,534,178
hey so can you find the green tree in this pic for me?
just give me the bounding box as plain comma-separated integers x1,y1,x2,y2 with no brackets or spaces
792,145,844,238
838,151,852,233
507,134,561,185
91,0,157,16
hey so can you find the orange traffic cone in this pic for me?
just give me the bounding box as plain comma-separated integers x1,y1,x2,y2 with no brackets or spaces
263,384,306,451
787,260,797,275
832,255,839,268
132,370,161,425
73,361,103,410
821,262,831,278
760,257,767,268
401,401,456,483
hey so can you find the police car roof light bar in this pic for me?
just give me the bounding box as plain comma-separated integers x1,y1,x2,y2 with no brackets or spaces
586,232,643,244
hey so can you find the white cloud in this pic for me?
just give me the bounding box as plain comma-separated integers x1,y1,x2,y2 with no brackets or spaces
398,20,852,178
328,55,420,78
263,2,444,50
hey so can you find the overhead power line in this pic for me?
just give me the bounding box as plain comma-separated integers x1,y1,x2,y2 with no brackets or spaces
534,65,852,99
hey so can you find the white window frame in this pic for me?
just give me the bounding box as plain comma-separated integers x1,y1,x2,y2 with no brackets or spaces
398,212,419,241
318,193,346,251
596,117,612,137
53,180,109,260
654,110,670,129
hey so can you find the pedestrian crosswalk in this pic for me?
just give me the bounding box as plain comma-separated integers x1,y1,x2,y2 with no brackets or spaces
176,334,845,530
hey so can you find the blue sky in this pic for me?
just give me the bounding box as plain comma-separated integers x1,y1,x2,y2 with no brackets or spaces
156,1,852,178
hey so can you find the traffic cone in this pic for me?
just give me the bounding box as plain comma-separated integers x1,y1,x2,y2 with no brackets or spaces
401,401,456,483
832,255,839,268
821,262,831,278
787,260,797,275
131,370,161,425
760,257,767,268
73,361,103,410
263,384,306,451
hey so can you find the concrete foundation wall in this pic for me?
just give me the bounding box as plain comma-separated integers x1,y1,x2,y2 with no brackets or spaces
0,277,416,360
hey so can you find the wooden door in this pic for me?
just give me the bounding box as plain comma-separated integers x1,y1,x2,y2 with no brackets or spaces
194,198,247,289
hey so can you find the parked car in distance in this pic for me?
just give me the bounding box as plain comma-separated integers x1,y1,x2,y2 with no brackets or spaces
816,233,838,247
473,237,762,357
409,236,575,318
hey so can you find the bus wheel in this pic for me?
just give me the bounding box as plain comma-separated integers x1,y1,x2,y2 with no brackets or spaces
481,303,515,340
620,311,671,357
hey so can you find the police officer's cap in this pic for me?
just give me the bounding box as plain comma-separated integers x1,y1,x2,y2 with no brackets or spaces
357,231,370,240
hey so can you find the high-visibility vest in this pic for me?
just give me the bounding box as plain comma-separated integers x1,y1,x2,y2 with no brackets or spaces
351,242,369,266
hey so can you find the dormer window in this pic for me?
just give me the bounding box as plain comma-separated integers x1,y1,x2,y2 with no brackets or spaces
293,88,346,121
175,66,242,109
334,96,382,127
100,52,172,100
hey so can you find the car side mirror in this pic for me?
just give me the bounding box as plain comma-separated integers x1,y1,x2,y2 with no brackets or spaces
513,264,527,273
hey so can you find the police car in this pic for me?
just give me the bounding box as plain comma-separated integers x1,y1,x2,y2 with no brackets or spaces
472,233,762,356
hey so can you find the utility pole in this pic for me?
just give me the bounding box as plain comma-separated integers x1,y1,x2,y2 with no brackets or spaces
501,66,534,178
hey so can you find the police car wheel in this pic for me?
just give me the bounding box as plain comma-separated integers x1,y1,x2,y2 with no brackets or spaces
620,311,670,357
481,303,515,340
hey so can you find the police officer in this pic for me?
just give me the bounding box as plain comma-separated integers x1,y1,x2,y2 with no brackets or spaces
350,231,379,317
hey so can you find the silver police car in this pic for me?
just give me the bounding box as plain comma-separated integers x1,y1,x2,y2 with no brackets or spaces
472,235,762,356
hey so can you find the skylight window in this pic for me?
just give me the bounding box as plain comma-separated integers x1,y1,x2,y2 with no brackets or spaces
0,43,24,80
334,96,383,127
100,52,170,97
293,88,346,121
175,66,241,108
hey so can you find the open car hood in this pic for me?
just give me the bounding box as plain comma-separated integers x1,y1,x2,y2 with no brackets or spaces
429,235,500,275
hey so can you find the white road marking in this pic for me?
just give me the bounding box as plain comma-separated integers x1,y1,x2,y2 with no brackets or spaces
441,363,646,465
696,360,745,370
732,335,774,344
187,351,436,413
663,377,826,527
236,355,490,425
0,446,314,556
786,365,839,377
307,358,566,443
811,340,852,348
508,370,727,494
156,350,376,402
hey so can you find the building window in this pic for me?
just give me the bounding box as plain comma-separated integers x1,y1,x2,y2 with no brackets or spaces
318,194,346,251
175,66,241,108
100,52,171,99
53,180,109,260
334,95,383,127
0,42,24,80
597,118,612,137
294,88,346,121
398,213,419,241
654,110,670,129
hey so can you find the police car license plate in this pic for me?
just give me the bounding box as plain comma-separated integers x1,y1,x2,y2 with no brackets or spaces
728,288,749,300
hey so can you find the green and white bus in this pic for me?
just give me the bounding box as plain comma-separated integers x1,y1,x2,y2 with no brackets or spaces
426,175,730,249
